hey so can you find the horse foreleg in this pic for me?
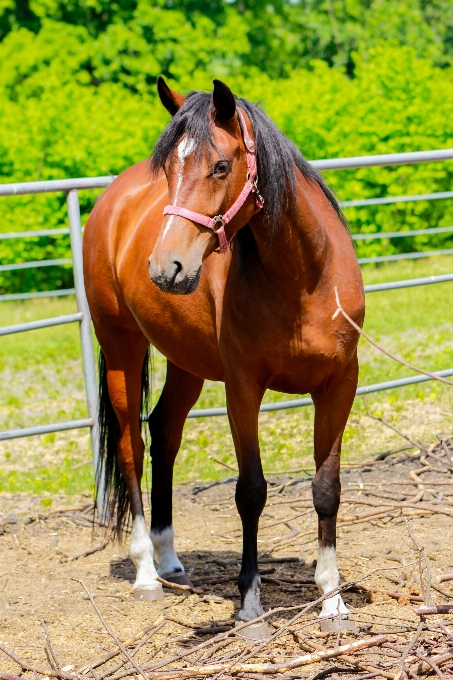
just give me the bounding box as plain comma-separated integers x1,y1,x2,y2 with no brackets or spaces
149,361,203,585
102,333,163,601
312,362,358,625
226,377,268,639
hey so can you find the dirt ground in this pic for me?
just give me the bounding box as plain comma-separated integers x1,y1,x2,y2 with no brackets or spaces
1,449,453,678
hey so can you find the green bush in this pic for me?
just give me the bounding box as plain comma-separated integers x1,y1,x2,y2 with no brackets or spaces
1,1,453,294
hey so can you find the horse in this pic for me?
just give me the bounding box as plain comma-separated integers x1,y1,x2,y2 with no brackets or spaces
83,77,365,638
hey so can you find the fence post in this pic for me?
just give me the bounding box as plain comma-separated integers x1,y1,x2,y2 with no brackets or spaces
66,190,99,478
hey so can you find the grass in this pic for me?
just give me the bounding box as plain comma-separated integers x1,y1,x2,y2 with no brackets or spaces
1,254,453,497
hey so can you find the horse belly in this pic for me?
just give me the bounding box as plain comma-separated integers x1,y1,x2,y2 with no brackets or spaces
267,327,358,396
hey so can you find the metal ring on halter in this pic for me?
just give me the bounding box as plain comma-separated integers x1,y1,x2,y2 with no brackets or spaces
212,215,226,232
253,178,264,206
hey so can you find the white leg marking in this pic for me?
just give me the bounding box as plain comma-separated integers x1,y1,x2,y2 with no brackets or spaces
162,137,195,241
315,545,349,618
151,526,185,577
130,516,161,593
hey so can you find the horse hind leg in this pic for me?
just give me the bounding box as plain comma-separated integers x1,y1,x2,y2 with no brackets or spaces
148,361,203,585
311,363,358,631
98,332,163,601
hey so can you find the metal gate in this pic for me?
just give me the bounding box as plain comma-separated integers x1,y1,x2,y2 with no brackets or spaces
1,148,453,470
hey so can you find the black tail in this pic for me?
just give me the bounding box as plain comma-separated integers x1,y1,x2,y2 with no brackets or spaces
96,349,151,539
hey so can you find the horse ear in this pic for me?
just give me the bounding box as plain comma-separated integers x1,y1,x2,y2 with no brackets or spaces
157,76,186,116
212,79,236,121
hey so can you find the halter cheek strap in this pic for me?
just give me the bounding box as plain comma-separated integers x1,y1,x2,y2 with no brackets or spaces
163,110,263,253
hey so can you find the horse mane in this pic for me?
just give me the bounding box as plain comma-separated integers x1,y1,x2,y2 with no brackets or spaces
150,90,348,242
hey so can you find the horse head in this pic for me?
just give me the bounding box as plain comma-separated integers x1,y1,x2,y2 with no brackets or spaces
148,78,261,295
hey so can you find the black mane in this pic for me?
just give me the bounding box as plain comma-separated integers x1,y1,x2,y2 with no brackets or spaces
150,90,348,239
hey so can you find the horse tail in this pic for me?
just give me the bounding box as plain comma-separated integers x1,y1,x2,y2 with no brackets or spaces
96,349,151,539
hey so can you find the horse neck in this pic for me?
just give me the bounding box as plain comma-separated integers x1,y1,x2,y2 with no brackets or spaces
248,173,329,291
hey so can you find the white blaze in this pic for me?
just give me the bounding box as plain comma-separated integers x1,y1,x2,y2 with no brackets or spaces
315,545,349,618
151,526,185,577
162,137,196,240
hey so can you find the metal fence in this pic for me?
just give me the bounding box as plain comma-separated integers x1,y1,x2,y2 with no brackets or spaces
1,148,453,468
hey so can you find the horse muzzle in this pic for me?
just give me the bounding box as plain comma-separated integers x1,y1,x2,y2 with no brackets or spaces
148,257,201,295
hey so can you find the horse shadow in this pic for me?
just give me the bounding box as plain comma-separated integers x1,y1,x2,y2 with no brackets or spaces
109,549,367,618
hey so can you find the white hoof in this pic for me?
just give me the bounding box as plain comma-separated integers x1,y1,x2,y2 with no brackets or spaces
319,595,350,618
132,583,164,602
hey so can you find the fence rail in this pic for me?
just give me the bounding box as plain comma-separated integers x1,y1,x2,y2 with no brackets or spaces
1,147,453,459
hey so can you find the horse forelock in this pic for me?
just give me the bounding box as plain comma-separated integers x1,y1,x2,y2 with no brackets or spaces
150,89,348,243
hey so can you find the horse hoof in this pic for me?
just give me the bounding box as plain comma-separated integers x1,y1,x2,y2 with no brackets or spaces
160,571,195,588
235,620,271,641
320,617,358,633
132,584,164,602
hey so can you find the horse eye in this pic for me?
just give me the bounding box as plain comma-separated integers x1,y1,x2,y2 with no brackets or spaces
213,161,230,175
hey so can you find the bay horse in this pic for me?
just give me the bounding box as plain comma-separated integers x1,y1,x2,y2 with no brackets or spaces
83,78,365,637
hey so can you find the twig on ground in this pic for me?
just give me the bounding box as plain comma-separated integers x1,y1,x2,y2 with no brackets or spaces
413,651,446,679
156,575,199,593
208,456,238,472
42,620,61,670
294,632,395,680
437,437,453,471
0,643,75,680
375,445,417,461
394,523,432,680
130,636,388,679
363,408,425,453
79,617,165,673
71,578,150,680
438,573,453,583
97,619,167,680
61,534,112,562
413,605,453,616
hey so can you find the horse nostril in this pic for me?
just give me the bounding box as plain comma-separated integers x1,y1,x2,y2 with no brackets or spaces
173,261,183,276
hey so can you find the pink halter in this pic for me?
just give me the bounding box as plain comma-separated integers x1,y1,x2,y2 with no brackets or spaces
163,110,263,253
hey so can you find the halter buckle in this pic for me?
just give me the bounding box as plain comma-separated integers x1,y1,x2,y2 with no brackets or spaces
212,215,226,232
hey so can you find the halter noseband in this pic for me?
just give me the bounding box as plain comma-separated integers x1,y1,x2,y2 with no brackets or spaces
163,110,263,254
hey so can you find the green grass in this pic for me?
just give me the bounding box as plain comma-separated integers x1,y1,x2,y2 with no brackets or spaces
1,255,453,496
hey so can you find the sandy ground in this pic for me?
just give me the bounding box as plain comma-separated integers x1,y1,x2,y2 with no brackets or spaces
1,452,453,678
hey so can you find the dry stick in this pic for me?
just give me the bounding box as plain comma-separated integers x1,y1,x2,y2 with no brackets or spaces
333,287,453,387
413,651,446,680
62,534,112,562
356,585,423,603
132,636,389,679
97,620,167,680
0,643,75,680
439,572,453,583
376,445,417,461
413,605,453,616
412,650,453,675
71,578,150,680
436,623,453,642
363,410,425,454
0,674,25,680
41,620,61,671
208,456,237,472
155,576,198,593
81,618,166,672
138,578,372,676
395,523,432,680
295,632,395,680
438,437,453,472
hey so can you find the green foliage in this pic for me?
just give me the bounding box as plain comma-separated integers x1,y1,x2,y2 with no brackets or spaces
1,1,453,294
